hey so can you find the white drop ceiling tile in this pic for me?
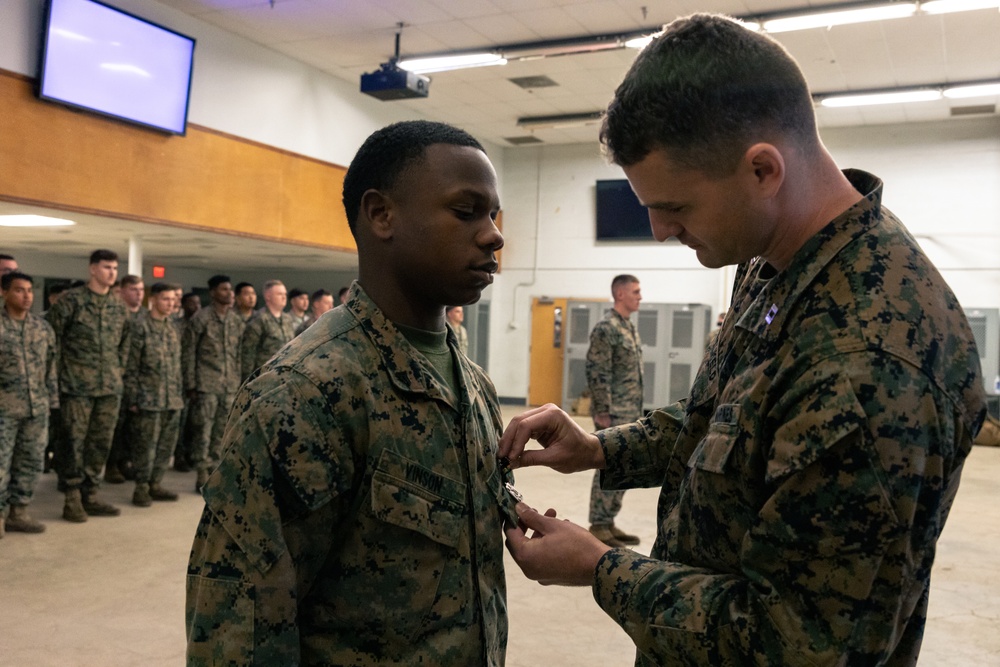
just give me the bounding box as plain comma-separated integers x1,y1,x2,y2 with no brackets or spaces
565,1,645,33
365,0,453,25
429,0,503,20
941,13,1000,80
500,7,589,37
156,0,220,15
820,24,896,91
491,0,564,12
460,13,544,43
415,20,494,50
881,16,946,82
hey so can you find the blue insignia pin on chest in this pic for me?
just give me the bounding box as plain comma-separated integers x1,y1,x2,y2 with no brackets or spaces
765,304,779,325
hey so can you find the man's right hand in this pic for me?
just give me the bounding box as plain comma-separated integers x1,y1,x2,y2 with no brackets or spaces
498,403,605,474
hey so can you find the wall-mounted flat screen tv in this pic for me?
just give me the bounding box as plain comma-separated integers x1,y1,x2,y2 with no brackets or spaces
595,179,655,241
38,0,196,135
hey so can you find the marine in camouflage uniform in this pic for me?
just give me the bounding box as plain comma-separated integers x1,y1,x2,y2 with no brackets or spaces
182,299,244,485
186,284,512,665
240,307,296,381
585,304,643,537
0,278,58,534
46,278,131,516
123,290,184,505
592,171,985,665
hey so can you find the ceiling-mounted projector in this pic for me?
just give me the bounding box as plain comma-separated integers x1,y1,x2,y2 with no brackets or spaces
361,26,430,101
361,62,430,101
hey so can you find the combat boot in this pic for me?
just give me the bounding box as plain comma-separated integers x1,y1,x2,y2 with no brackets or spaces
609,523,640,545
104,463,126,484
588,524,626,548
149,483,179,502
195,468,209,493
63,488,88,523
132,483,152,507
6,504,46,533
81,490,121,517
0,515,5,538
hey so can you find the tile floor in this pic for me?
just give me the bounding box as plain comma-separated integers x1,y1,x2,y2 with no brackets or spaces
2,407,998,666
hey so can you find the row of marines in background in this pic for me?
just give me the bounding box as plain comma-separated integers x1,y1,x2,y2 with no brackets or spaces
0,249,394,535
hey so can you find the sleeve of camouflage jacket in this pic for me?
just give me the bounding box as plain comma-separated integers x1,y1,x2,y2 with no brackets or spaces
186,368,357,666
44,320,59,410
585,322,613,416
118,311,133,371
592,356,965,665
182,317,200,393
123,322,144,409
240,319,262,381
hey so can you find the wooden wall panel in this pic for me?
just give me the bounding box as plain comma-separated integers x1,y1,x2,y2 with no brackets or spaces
0,69,355,253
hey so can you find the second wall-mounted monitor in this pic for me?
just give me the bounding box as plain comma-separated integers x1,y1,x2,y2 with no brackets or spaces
595,179,654,241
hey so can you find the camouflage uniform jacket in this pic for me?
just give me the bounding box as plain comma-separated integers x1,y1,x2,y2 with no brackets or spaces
240,310,296,380
186,284,511,666
124,312,183,411
594,170,986,666
586,308,643,423
0,309,59,418
182,306,244,395
46,285,130,397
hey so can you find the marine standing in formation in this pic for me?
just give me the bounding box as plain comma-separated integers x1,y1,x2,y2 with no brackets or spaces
46,249,131,522
584,273,643,548
123,282,184,506
0,271,58,536
182,274,244,492
501,14,986,666
186,120,511,666
239,279,296,381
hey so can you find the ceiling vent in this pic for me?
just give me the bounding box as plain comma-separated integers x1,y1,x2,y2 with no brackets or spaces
508,75,558,89
950,104,996,116
505,135,544,145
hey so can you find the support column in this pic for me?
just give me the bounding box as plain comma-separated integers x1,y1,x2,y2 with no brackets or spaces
128,235,143,278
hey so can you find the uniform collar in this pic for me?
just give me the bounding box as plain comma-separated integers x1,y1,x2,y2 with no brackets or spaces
736,169,883,343
345,282,470,410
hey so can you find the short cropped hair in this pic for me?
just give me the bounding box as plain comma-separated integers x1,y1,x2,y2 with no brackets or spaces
208,274,231,290
1,271,32,291
600,14,818,174
234,281,254,296
611,274,639,295
342,121,485,236
90,249,118,264
120,274,143,288
263,280,284,294
0,253,14,261
288,288,306,300
49,283,70,297
310,289,332,304
150,282,180,295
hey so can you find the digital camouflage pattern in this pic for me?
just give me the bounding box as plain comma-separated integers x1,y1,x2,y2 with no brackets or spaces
239,311,296,381
46,285,131,397
124,312,185,485
186,284,512,666
0,310,58,511
586,308,643,525
182,307,244,395
586,309,643,422
124,312,184,412
0,310,59,419
59,394,121,490
594,171,986,666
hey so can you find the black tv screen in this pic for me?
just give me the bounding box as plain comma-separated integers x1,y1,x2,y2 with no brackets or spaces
595,179,654,241
38,0,196,135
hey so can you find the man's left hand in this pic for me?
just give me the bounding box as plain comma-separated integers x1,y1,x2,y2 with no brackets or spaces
504,503,613,586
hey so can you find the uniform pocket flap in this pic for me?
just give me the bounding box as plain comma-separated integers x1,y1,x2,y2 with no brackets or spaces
687,404,740,473
371,449,466,549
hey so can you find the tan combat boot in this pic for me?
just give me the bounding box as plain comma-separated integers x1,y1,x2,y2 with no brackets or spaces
132,483,152,507
7,504,46,533
149,483,179,502
63,488,88,523
588,524,626,548
81,489,121,517
195,468,209,493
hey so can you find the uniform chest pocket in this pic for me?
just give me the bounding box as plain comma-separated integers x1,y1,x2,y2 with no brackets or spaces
371,449,467,549
687,404,741,474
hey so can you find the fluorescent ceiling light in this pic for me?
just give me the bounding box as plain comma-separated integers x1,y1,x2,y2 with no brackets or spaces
624,35,653,49
943,83,1000,98
0,215,76,227
397,53,505,74
763,3,916,33
517,111,603,131
921,0,1000,14
819,89,942,107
